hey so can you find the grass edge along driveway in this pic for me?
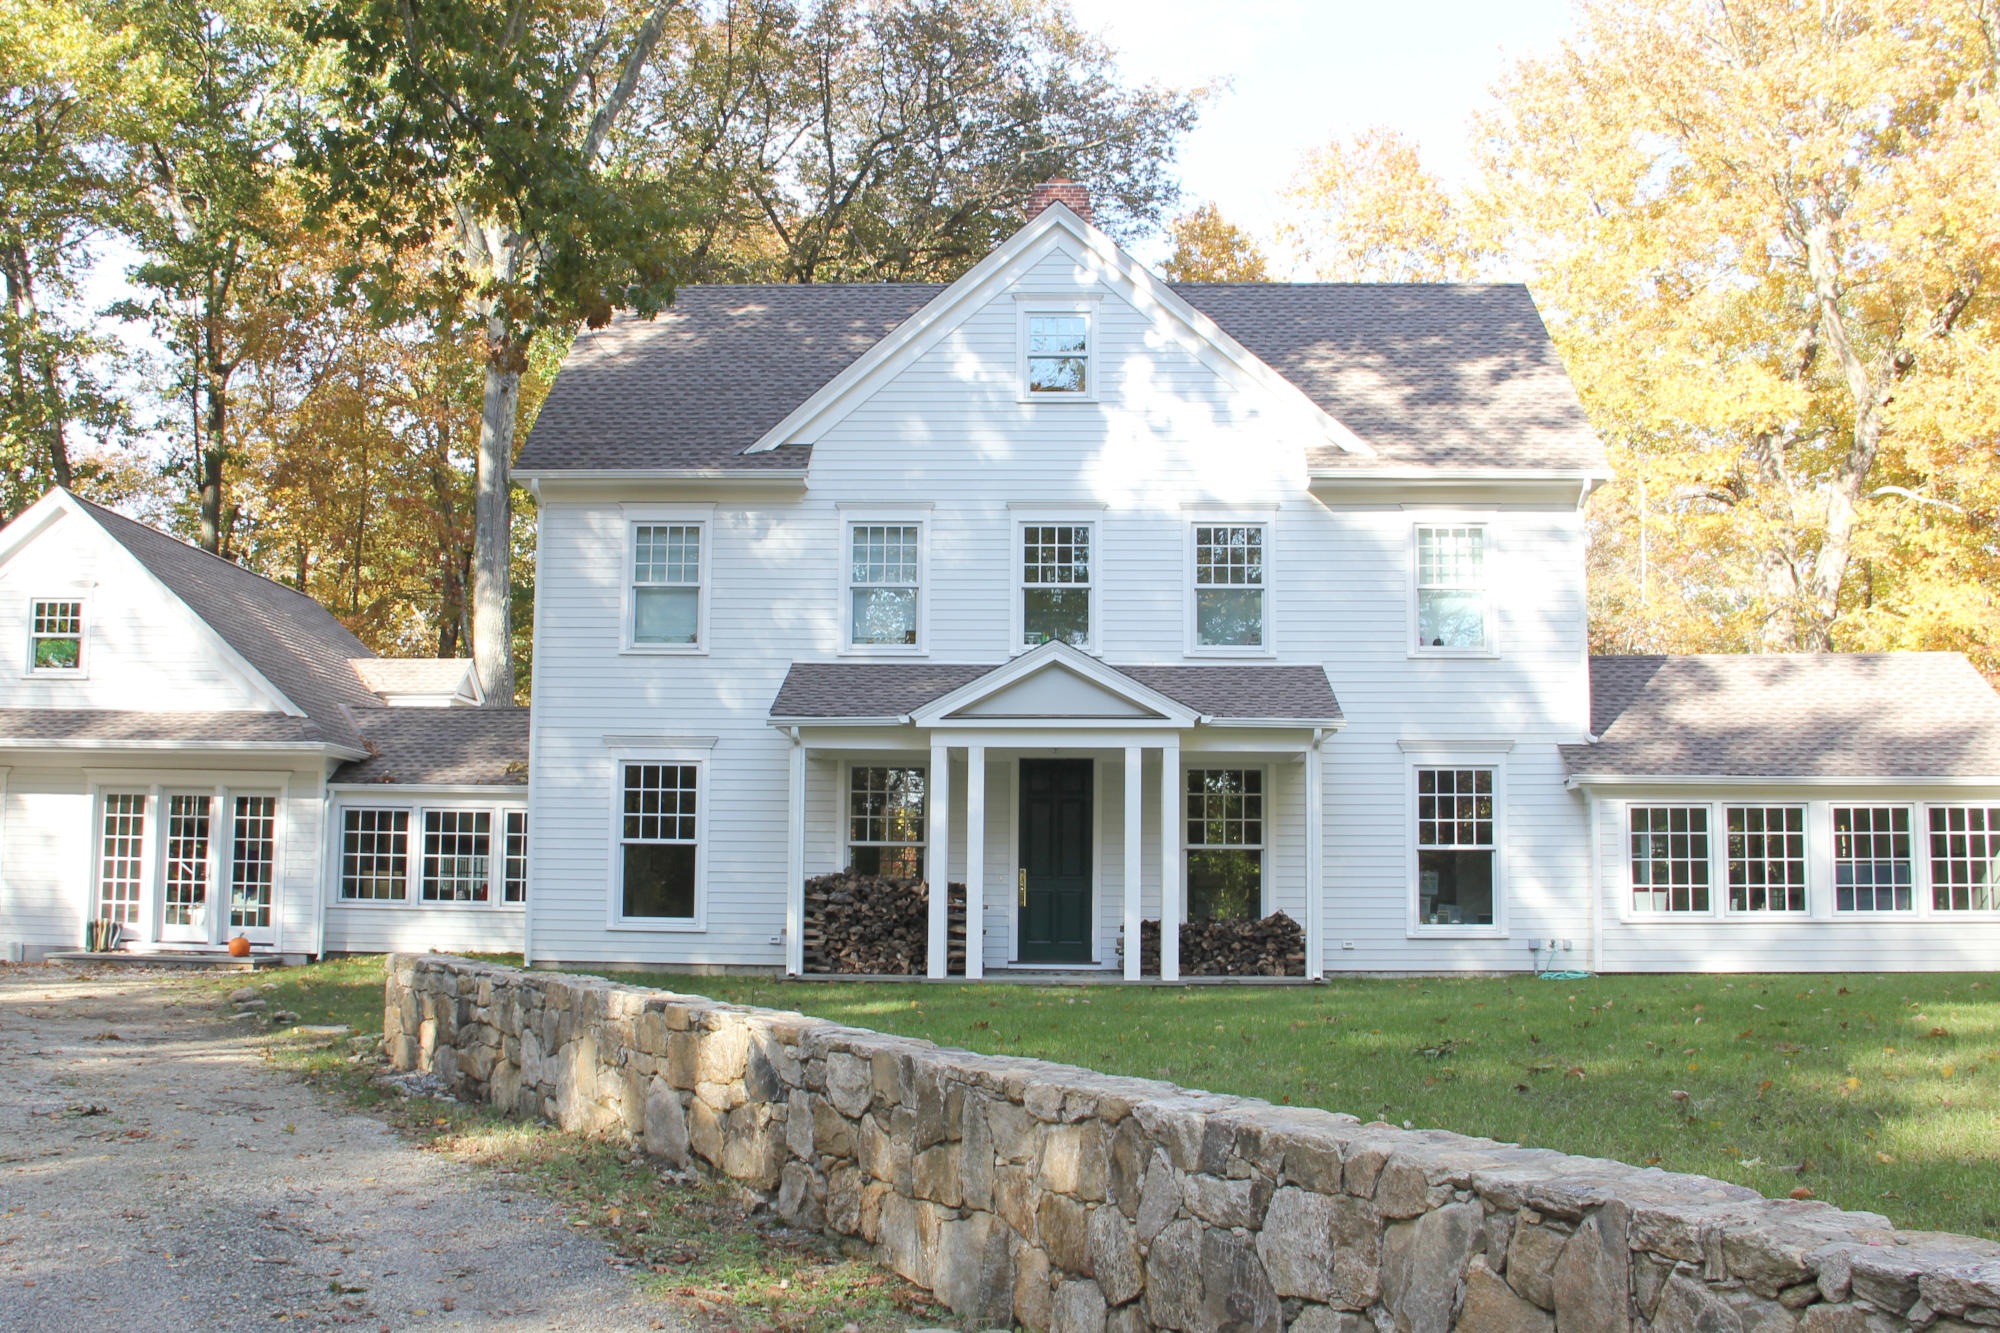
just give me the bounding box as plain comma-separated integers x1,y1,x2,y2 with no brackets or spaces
219,958,2000,1241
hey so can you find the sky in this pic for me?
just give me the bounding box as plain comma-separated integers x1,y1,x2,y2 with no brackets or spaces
1063,0,1583,265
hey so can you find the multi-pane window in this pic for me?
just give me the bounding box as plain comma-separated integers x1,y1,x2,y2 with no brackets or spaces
230,796,277,929
1415,526,1489,651
1834,806,1912,912
97,793,147,927
1021,525,1092,648
421,810,492,902
849,524,921,646
1726,805,1806,912
633,524,701,646
1025,313,1089,394
29,598,83,671
622,763,699,919
1415,768,1495,927
847,766,927,879
163,794,213,929
340,809,410,901
1186,769,1262,922
1630,806,1711,913
1929,806,2000,912
504,810,529,904
1193,525,1265,648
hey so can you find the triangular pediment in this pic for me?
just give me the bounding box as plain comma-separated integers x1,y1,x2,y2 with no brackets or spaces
949,663,1164,720
909,642,1200,728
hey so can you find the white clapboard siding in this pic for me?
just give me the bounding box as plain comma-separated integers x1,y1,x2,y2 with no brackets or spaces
524,234,1598,973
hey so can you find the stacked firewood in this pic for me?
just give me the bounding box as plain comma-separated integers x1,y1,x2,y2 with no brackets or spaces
1134,911,1306,977
801,872,967,975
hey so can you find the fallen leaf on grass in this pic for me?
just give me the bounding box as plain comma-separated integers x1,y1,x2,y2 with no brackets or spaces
1789,1187,1815,1200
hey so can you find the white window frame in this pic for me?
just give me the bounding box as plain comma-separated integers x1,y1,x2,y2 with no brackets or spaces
841,761,929,879
1720,803,1810,916
1014,516,1099,654
227,792,281,934
1182,765,1270,923
338,807,414,904
1405,755,1507,938
26,595,87,676
606,747,710,932
840,514,928,656
623,509,712,654
1923,803,2000,917
1014,296,1101,403
1408,521,1498,659
1831,802,1919,917
93,789,151,932
1185,516,1275,657
331,797,524,910
1626,803,1716,916
503,809,529,905
419,808,496,904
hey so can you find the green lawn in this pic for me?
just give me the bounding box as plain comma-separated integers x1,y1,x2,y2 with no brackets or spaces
217,959,2000,1240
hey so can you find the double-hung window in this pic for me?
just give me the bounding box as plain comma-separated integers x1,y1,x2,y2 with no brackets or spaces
620,762,700,921
340,809,410,901
632,523,702,648
1414,525,1490,652
1629,806,1711,913
1834,806,1912,912
1022,311,1091,396
848,523,922,648
1929,806,2000,912
1020,524,1093,649
1192,524,1266,650
29,598,84,672
1725,805,1806,913
846,766,926,879
1415,767,1496,927
1186,769,1263,922
421,810,492,902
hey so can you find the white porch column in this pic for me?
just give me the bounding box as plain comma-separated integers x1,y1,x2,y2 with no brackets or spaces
1305,734,1325,981
1123,744,1143,981
965,744,986,980
1158,738,1181,982
927,739,951,980
786,736,807,976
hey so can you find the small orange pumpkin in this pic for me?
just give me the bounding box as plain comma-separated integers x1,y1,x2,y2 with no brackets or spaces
227,935,252,957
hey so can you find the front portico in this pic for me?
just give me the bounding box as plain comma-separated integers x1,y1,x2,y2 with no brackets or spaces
770,642,1341,981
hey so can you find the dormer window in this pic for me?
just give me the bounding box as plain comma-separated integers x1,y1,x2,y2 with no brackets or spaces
1016,299,1099,400
29,599,83,672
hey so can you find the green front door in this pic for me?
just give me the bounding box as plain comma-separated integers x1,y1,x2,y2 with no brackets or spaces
1018,758,1093,963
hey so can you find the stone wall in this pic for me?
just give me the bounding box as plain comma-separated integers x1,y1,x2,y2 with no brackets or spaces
384,954,2000,1333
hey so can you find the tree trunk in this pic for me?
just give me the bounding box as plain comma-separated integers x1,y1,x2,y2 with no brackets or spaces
472,299,520,704
198,320,228,554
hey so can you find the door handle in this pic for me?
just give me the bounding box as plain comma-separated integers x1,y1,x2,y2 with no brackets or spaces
1018,868,1027,907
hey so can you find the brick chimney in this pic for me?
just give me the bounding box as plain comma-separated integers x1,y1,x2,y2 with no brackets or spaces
1025,179,1092,225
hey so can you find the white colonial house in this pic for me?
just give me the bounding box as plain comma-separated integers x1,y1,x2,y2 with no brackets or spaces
0,489,527,961
8,184,2000,976
506,183,2000,978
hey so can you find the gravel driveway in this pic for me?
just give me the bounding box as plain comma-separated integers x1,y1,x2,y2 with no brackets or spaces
0,966,680,1332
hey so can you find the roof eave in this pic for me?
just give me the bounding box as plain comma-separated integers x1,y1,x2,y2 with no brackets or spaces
1310,467,1613,484
1564,771,2000,790
517,467,810,484
0,738,368,760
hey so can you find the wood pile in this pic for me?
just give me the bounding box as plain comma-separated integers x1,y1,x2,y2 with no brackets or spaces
1135,911,1305,977
802,872,967,975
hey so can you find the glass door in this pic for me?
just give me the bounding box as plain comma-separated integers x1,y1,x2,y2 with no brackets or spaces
159,793,215,944
228,795,279,944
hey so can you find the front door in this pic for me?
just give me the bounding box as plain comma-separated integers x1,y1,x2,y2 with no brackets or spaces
158,792,216,945
1017,759,1093,963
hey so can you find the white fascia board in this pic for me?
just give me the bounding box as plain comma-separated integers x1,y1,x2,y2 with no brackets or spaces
906,642,1202,728
1564,772,2000,790
766,715,910,730
515,468,809,484
1310,467,1614,485
328,782,529,798
0,488,73,566
742,204,1376,458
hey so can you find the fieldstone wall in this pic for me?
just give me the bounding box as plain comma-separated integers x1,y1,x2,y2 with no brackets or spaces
385,954,2000,1333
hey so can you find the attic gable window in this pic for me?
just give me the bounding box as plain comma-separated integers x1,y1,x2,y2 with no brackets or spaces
29,598,83,672
1016,299,1099,401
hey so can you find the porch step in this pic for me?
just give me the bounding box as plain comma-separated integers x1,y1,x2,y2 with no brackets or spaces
45,950,299,971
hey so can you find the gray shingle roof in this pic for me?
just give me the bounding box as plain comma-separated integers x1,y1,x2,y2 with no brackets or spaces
351,658,478,700
76,497,381,751
333,707,530,786
518,282,1605,475
1561,653,2000,780
0,709,323,745
769,661,1342,723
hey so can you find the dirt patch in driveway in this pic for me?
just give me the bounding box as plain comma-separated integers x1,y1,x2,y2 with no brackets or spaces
0,965,678,1333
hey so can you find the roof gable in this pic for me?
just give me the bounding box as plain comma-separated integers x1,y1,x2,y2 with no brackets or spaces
911,645,1196,726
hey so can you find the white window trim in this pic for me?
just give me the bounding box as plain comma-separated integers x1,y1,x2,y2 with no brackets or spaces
1013,296,1102,404
1407,520,1499,660
90,786,152,940
1920,802,2000,919
840,515,929,657
606,747,710,932
622,508,713,655
1829,800,1922,920
1717,802,1812,919
1181,763,1271,923
1012,516,1100,656
1622,801,1721,921
331,799,524,911
1184,519,1276,658
839,759,931,877
1405,754,1508,938
25,594,88,678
